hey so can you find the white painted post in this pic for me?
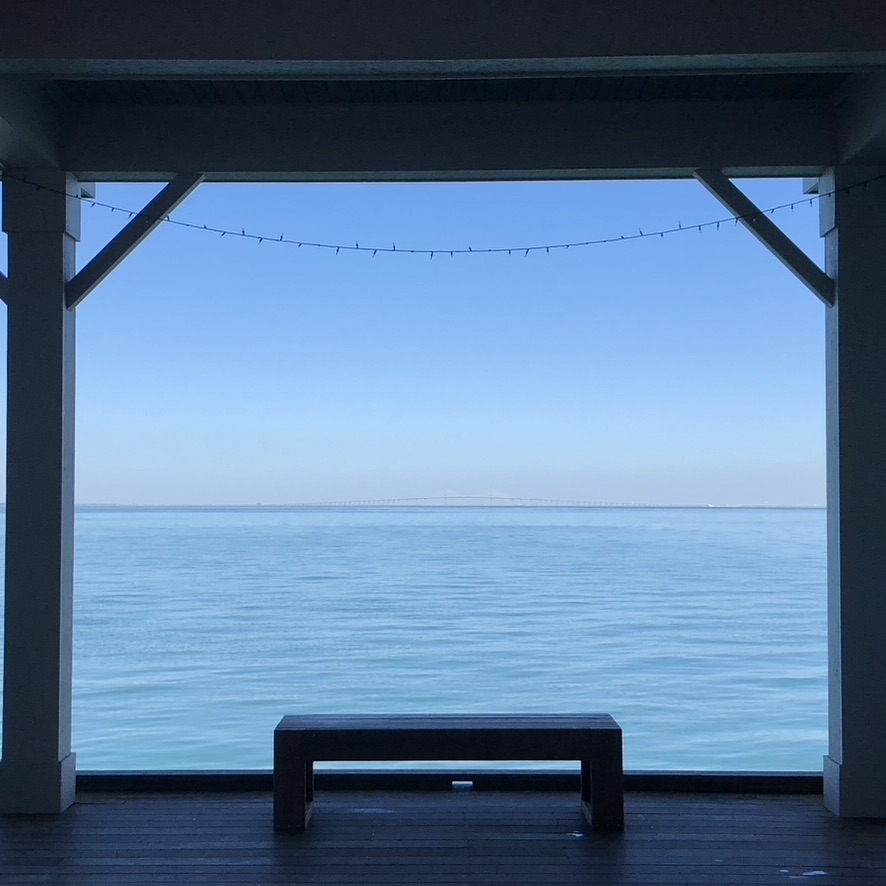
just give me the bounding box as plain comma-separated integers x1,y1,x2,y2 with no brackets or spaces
820,166,886,818
0,170,79,813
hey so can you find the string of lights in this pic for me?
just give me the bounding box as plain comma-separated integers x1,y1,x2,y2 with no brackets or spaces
2,170,884,258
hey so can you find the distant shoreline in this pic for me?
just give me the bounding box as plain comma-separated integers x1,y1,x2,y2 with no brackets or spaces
67,503,826,511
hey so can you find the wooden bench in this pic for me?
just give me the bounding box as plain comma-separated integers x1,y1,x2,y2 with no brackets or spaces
273,714,623,833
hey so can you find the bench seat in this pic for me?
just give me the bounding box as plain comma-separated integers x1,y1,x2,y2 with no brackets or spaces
273,714,623,832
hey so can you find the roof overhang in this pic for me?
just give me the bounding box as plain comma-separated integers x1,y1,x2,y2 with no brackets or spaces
3,0,886,79
1,1,885,181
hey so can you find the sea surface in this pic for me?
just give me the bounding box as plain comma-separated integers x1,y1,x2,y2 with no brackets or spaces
2,506,827,771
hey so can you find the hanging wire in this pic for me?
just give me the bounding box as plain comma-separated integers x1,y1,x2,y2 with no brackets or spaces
1,170,882,259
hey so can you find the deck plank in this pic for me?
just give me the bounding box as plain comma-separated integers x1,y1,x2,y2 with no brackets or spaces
1,790,885,884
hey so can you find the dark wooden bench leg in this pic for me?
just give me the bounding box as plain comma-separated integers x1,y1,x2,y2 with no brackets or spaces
581,759,591,804
274,733,314,833
581,738,624,831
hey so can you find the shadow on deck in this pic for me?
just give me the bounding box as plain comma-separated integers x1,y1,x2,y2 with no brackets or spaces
2,789,886,884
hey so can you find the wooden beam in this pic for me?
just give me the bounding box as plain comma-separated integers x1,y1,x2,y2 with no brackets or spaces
65,172,203,309
0,81,63,169
64,99,834,182
693,168,835,306
0,270,8,304
3,0,886,78
838,73,886,164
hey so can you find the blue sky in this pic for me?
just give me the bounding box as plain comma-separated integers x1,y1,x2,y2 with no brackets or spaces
3,178,826,506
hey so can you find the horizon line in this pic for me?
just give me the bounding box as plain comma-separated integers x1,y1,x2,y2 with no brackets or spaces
63,502,826,511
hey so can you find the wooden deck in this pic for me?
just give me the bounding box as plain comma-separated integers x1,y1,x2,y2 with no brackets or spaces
2,789,885,884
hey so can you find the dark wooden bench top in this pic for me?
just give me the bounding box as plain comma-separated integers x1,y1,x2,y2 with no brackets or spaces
276,714,620,759
274,713,624,833
277,713,619,731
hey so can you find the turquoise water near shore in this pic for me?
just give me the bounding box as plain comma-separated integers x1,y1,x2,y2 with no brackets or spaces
2,506,827,771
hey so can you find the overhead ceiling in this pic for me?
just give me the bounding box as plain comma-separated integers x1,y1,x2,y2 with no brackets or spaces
1,1,885,181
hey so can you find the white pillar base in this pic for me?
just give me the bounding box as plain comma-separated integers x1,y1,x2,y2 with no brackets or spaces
0,752,76,813
824,755,886,818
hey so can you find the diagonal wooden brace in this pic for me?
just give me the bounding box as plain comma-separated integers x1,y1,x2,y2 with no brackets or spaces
693,168,835,307
66,172,204,309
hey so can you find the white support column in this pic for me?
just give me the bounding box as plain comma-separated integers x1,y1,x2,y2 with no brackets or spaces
820,166,886,818
0,170,79,813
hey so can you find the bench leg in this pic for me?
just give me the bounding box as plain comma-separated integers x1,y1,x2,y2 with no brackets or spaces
274,734,314,833
581,743,624,831
581,759,591,803
274,759,314,833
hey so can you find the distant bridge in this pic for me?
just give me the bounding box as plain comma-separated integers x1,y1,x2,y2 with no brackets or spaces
291,496,652,508
285,497,811,509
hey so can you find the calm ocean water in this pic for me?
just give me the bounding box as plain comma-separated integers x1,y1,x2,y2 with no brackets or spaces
2,507,827,771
